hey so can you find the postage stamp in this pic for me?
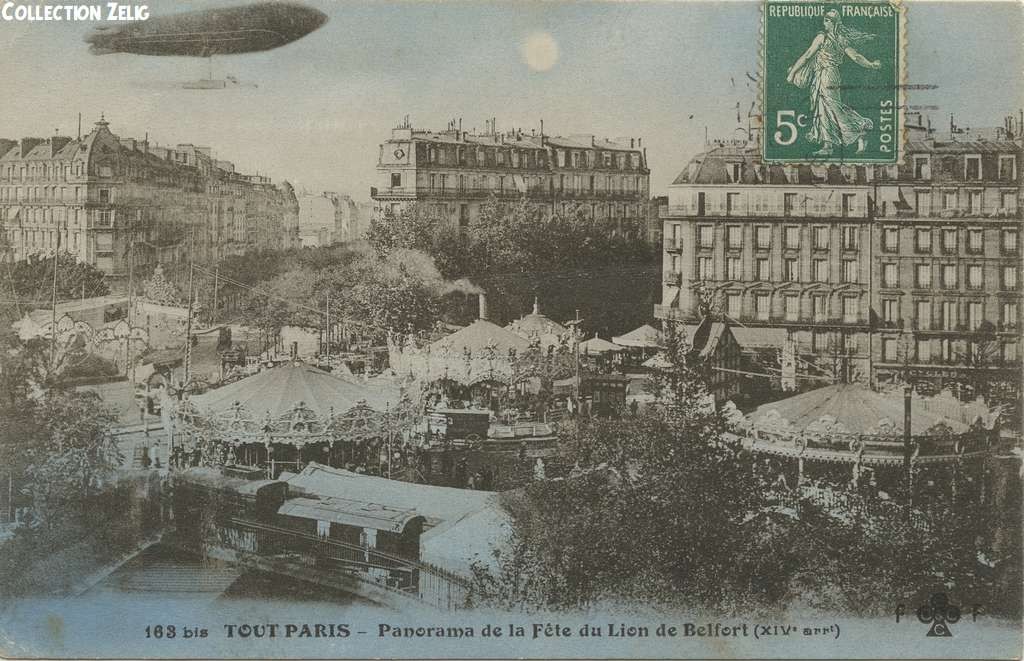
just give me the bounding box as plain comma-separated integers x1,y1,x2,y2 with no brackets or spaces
762,0,906,163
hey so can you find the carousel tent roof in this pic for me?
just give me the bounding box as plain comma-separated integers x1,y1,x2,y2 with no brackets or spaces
580,335,625,354
506,298,567,337
283,462,497,529
429,319,530,355
188,363,400,416
747,384,988,436
641,353,672,369
612,324,664,348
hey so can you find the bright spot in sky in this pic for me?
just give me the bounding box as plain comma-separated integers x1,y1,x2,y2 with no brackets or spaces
521,32,559,72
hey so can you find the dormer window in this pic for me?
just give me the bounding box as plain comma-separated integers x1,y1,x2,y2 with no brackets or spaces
999,154,1017,181
913,155,930,179
965,155,982,181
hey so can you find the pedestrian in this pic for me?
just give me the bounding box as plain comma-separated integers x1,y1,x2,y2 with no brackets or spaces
629,400,639,417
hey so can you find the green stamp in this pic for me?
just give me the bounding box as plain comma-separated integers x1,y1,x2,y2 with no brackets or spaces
762,0,905,163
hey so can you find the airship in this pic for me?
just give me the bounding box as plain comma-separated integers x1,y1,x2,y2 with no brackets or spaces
85,1,328,57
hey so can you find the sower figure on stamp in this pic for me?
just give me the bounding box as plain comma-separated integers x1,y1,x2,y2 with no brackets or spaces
786,9,881,156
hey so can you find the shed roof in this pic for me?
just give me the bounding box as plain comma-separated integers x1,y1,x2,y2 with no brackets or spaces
283,462,496,529
277,497,422,533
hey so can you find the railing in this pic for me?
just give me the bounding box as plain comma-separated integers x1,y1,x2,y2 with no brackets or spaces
217,518,471,611
748,427,991,458
665,205,869,219
764,486,932,530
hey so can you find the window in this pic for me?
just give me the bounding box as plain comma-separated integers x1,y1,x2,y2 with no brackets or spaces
942,189,957,210
572,152,580,168
883,338,898,362
842,297,859,323
965,155,982,180
1003,301,1019,328
999,155,1017,181
557,151,565,167
967,190,983,215
783,192,797,216
915,227,931,253
459,204,469,227
726,225,742,249
841,226,858,250
755,293,770,321
813,294,827,322
883,263,898,288
915,264,931,288
755,225,771,249
785,296,799,321
841,193,856,217
1003,228,1019,254
784,226,799,249
967,228,983,253
726,257,742,280
882,298,898,324
731,163,742,183
917,190,933,215
96,210,112,227
917,339,931,363
942,301,957,330
98,165,113,177
784,258,798,282
698,256,714,280
916,300,931,330
697,225,714,248
603,152,612,167
726,293,741,319
941,228,957,254
726,193,740,216
913,155,931,179
98,188,110,204
967,264,983,289
813,226,829,250
1004,266,1018,290
883,226,899,252
697,192,706,216
756,258,770,281
942,264,957,289
1003,341,1018,363
814,259,829,283
968,302,984,330
670,255,680,273
670,224,681,250
1003,191,1019,212
842,260,858,283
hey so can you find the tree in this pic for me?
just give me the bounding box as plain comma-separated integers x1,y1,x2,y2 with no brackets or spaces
470,322,767,612
6,252,109,304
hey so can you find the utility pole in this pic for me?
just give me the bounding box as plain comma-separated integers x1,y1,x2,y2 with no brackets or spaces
184,229,196,385
212,263,219,325
125,220,135,380
325,291,331,366
49,224,62,375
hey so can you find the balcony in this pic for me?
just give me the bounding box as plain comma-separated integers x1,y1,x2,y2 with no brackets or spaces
664,204,869,220
663,271,682,285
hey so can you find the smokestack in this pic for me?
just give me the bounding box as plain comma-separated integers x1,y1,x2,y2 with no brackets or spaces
478,292,489,321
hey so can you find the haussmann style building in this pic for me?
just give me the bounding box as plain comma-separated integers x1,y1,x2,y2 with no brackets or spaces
0,116,300,278
654,114,1022,391
371,118,651,237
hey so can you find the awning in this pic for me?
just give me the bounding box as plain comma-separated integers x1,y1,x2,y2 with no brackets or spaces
277,496,422,534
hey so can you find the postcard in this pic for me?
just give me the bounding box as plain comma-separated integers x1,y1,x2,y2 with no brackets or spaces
0,0,1021,658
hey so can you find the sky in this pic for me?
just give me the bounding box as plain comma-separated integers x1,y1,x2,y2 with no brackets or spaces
0,0,1021,201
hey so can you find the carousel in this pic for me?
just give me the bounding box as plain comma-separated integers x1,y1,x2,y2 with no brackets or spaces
387,317,577,417
174,362,415,478
740,384,1001,498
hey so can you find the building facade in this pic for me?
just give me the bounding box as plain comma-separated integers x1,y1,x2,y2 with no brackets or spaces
371,120,650,236
655,119,1022,389
0,117,300,277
